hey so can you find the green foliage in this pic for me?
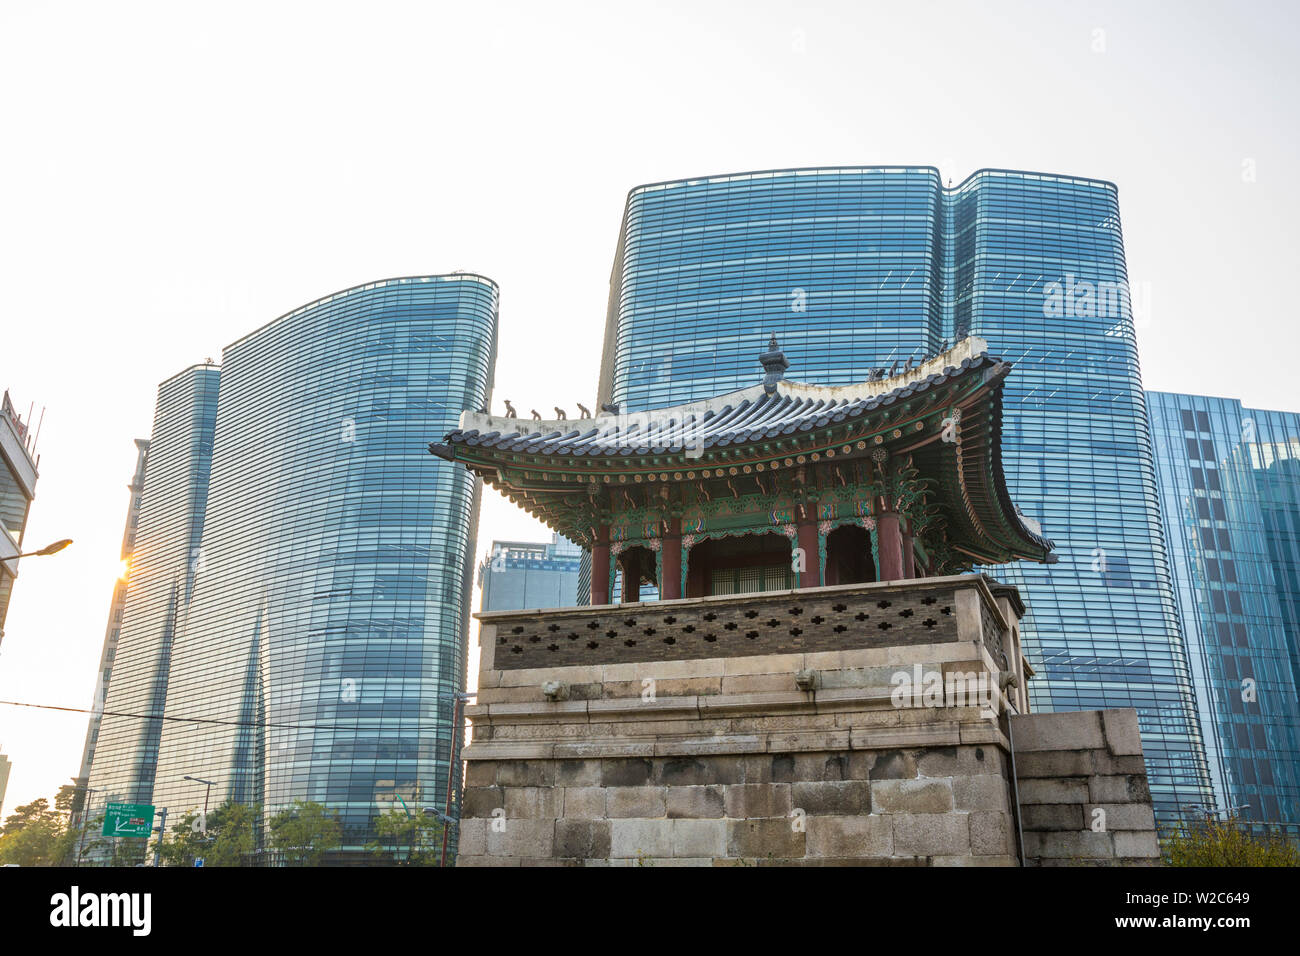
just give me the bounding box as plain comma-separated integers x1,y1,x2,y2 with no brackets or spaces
268,801,342,866
0,798,71,866
367,807,445,866
156,800,261,867
1161,816,1300,867
53,784,78,815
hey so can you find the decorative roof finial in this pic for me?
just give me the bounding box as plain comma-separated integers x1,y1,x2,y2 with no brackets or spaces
759,334,790,396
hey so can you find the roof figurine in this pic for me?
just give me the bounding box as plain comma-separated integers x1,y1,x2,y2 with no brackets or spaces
758,334,790,396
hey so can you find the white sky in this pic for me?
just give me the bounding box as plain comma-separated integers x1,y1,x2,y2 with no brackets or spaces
1,0,1297,815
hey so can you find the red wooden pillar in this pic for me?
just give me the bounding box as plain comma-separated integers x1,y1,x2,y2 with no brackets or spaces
661,517,682,600
590,525,611,605
876,509,904,581
797,505,821,588
901,519,917,579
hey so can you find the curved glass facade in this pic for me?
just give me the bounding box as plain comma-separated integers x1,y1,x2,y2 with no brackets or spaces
86,365,220,806
93,275,497,862
596,167,1212,818
1148,392,1300,823
598,168,946,408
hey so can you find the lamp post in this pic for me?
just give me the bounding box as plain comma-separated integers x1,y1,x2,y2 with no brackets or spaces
182,775,216,829
439,692,474,867
424,806,457,862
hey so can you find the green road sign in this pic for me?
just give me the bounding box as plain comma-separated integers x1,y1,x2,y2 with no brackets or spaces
102,802,154,838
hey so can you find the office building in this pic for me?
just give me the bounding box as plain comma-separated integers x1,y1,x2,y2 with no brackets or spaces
85,275,498,862
0,390,42,653
1148,391,1300,823
479,534,581,612
84,366,220,807
71,438,150,820
0,750,11,818
592,166,1211,818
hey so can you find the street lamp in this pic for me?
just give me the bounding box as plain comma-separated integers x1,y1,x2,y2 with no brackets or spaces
1,538,73,567
182,775,216,823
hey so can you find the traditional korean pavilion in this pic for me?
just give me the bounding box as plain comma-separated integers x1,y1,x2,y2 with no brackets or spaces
429,336,1054,605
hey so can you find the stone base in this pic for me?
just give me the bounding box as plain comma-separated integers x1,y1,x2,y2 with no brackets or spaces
458,577,1159,866
457,745,1018,866
1011,709,1162,866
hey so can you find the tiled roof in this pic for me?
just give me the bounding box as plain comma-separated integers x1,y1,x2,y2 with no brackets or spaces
429,336,1055,564
436,345,995,460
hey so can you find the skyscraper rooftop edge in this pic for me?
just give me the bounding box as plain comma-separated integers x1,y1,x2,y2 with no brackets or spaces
1148,388,1300,418
156,360,221,387
222,272,500,353
624,165,1120,198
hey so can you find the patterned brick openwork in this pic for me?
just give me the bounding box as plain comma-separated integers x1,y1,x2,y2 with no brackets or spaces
488,583,960,669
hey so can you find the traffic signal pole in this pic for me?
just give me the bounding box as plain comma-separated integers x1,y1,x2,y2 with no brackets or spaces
153,807,168,867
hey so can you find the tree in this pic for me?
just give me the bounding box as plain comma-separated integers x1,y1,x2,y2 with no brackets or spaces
156,809,205,867
53,784,78,815
208,802,258,866
1162,815,1300,867
268,801,342,866
367,807,444,866
0,789,159,866
156,800,261,867
0,798,71,866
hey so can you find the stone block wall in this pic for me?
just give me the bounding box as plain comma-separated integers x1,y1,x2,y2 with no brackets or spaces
1010,708,1162,866
458,745,1017,866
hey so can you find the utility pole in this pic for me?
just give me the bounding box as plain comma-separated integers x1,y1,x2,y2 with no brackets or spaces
74,786,100,866
153,807,168,867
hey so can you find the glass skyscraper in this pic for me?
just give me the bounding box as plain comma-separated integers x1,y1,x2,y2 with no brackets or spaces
595,166,1211,818
85,364,220,807
1148,391,1300,823
72,437,150,821
87,275,498,862
1253,410,1300,702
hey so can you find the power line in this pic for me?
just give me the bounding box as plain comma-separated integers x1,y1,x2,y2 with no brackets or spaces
0,699,439,733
